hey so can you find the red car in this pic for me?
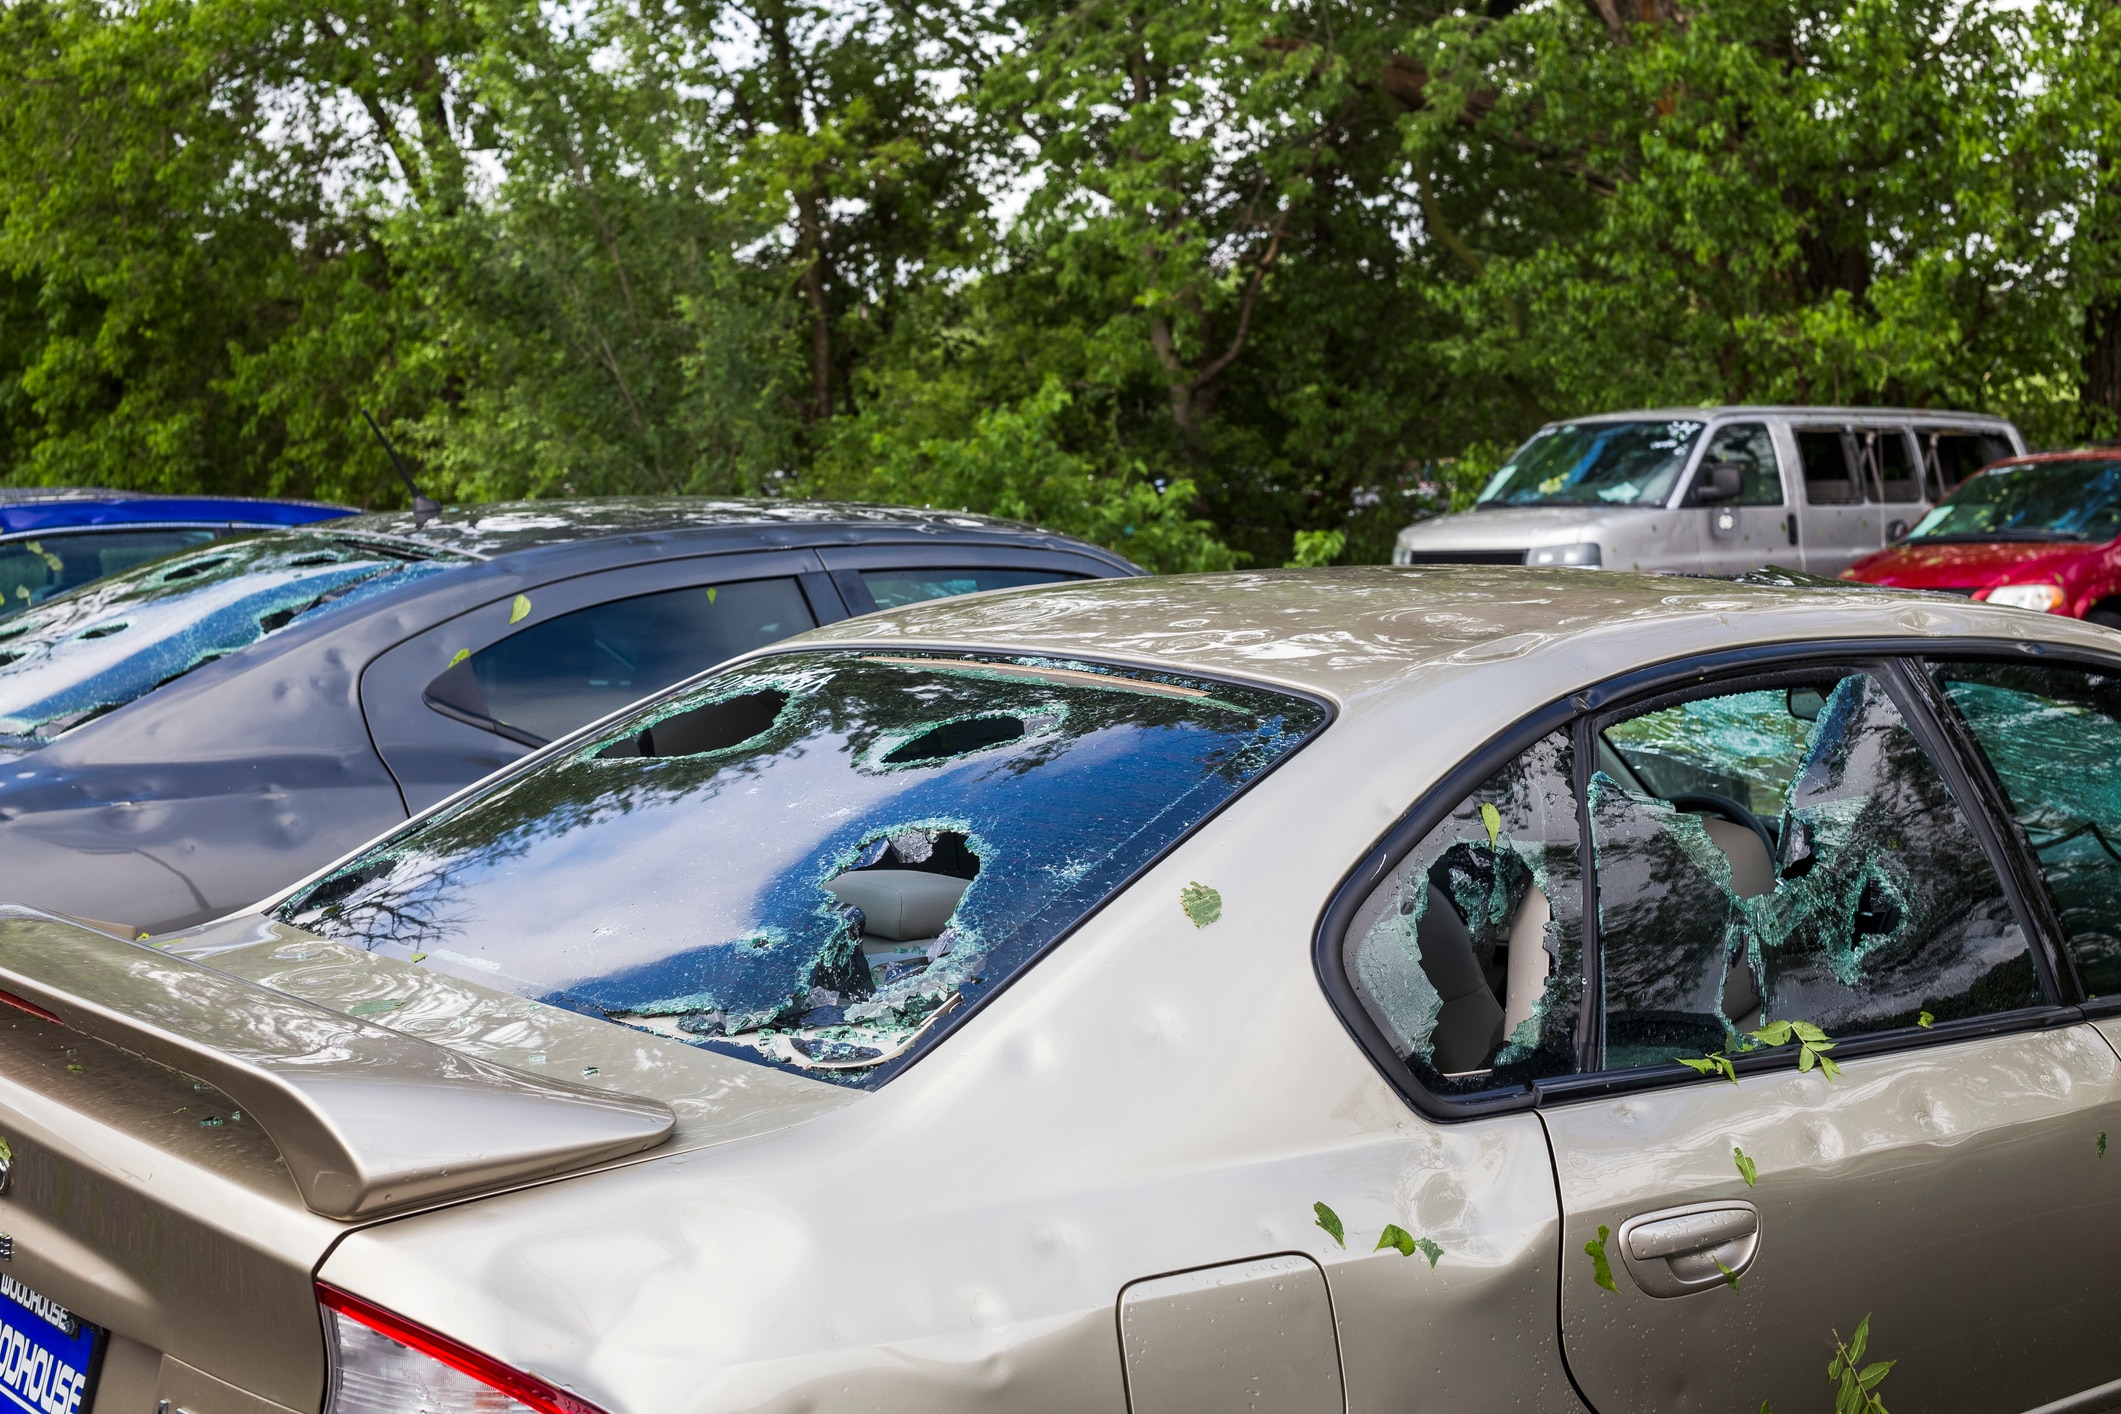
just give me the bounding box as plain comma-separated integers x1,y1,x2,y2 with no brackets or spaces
1843,448,2121,627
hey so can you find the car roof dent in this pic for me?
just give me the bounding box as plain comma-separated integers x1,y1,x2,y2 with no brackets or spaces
784,566,2098,705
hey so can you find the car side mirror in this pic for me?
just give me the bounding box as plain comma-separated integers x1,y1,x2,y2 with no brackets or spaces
1692,461,1744,505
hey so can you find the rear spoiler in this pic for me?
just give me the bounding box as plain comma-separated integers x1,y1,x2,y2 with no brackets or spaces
0,910,673,1219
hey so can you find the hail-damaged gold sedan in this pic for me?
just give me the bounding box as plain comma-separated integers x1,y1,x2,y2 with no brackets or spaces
2,568,2121,1414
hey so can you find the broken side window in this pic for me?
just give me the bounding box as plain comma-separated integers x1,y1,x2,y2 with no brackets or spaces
1936,661,2121,998
274,650,1327,1087
1343,732,1584,1094
1592,670,2041,1071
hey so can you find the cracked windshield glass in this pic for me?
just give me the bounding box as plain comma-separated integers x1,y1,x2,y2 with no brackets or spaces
1594,670,2039,1070
1475,419,1706,508
275,651,1326,1085
1937,661,2121,998
0,532,461,745
1344,731,1585,1096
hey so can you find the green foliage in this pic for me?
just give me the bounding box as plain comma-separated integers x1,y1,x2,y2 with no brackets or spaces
0,0,2116,556
813,377,1236,573
1375,1224,1443,1268
1828,1316,1894,1413
1751,1019,1841,1081
1584,1224,1617,1292
1677,1018,1839,1086
1734,1146,1758,1187
1286,531,1347,569
1313,1200,1345,1249
1180,881,1224,928
2101,1131,2108,1159
1713,1257,1742,1293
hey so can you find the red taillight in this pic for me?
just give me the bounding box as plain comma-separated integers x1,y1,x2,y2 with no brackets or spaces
318,1283,609,1414
0,988,62,1025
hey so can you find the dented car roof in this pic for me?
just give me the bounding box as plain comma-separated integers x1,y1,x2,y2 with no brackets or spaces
331,496,1065,561
791,565,2104,702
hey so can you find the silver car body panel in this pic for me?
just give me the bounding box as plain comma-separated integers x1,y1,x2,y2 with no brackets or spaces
0,568,2112,1412
0,910,675,1219
1394,406,2027,577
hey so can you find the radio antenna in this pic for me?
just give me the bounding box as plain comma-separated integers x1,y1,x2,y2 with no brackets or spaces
360,409,441,527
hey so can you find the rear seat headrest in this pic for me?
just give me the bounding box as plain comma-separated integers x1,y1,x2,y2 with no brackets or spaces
824,869,971,941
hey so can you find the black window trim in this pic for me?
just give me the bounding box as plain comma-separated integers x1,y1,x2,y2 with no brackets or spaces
414,565,850,747
1312,635,2113,1124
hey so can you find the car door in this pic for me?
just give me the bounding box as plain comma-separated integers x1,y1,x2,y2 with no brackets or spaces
362,551,846,813
1790,426,1884,574
1544,654,2121,1412
1680,422,1795,575
814,543,1110,615
1854,424,1926,543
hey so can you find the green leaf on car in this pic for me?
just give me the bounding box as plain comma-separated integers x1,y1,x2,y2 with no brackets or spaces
1313,1201,1345,1249
1917,1010,1934,1028
1715,1256,1742,1292
448,648,471,667
1585,1224,1616,1292
1374,1225,1443,1268
348,997,404,1017
509,594,532,624
1480,802,1501,846
2101,1131,2108,1159
706,587,718,604
1734,1146,1758,1186
1180,881,1222,927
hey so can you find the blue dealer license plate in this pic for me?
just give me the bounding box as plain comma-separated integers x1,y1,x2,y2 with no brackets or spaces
0,1273,99,1414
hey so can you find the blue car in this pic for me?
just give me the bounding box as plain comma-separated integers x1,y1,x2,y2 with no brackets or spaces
0,487,354,614
0,497,1139,934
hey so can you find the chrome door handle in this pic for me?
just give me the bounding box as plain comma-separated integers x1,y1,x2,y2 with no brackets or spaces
1616,1202,1760,1298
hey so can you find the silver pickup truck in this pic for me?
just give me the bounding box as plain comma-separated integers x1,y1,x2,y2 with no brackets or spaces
1393,406,2024,576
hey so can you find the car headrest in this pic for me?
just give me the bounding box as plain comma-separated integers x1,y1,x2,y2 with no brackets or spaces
823,869,971,941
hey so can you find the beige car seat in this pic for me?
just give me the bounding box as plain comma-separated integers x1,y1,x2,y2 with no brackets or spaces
824,869,971,977
1698,815,1773,1031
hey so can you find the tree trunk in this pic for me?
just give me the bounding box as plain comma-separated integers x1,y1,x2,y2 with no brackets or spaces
2086,291,2121,438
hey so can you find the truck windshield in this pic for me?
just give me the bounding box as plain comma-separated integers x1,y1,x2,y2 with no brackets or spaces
274,650,1327,1087
0,532,461,744
1477,420,1706,508
1907,458,2121,544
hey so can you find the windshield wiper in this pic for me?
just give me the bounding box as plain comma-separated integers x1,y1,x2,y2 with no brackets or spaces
1909,529,2090,544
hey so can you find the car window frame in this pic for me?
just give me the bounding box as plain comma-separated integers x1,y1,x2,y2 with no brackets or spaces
1314,638,2092,1123
358,549,848,813
813,543,1138,615
1916,648,2121,1008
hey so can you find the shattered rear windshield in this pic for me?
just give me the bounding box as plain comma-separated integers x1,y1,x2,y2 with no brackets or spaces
273,651,1327,1086
0,532,461,743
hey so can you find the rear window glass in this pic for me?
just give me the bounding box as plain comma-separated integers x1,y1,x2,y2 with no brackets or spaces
0,528,222,615
275,651,1327,1086
0,533,461,743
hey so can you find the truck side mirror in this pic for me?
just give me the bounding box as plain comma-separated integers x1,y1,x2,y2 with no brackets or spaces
1692,461,1744,505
